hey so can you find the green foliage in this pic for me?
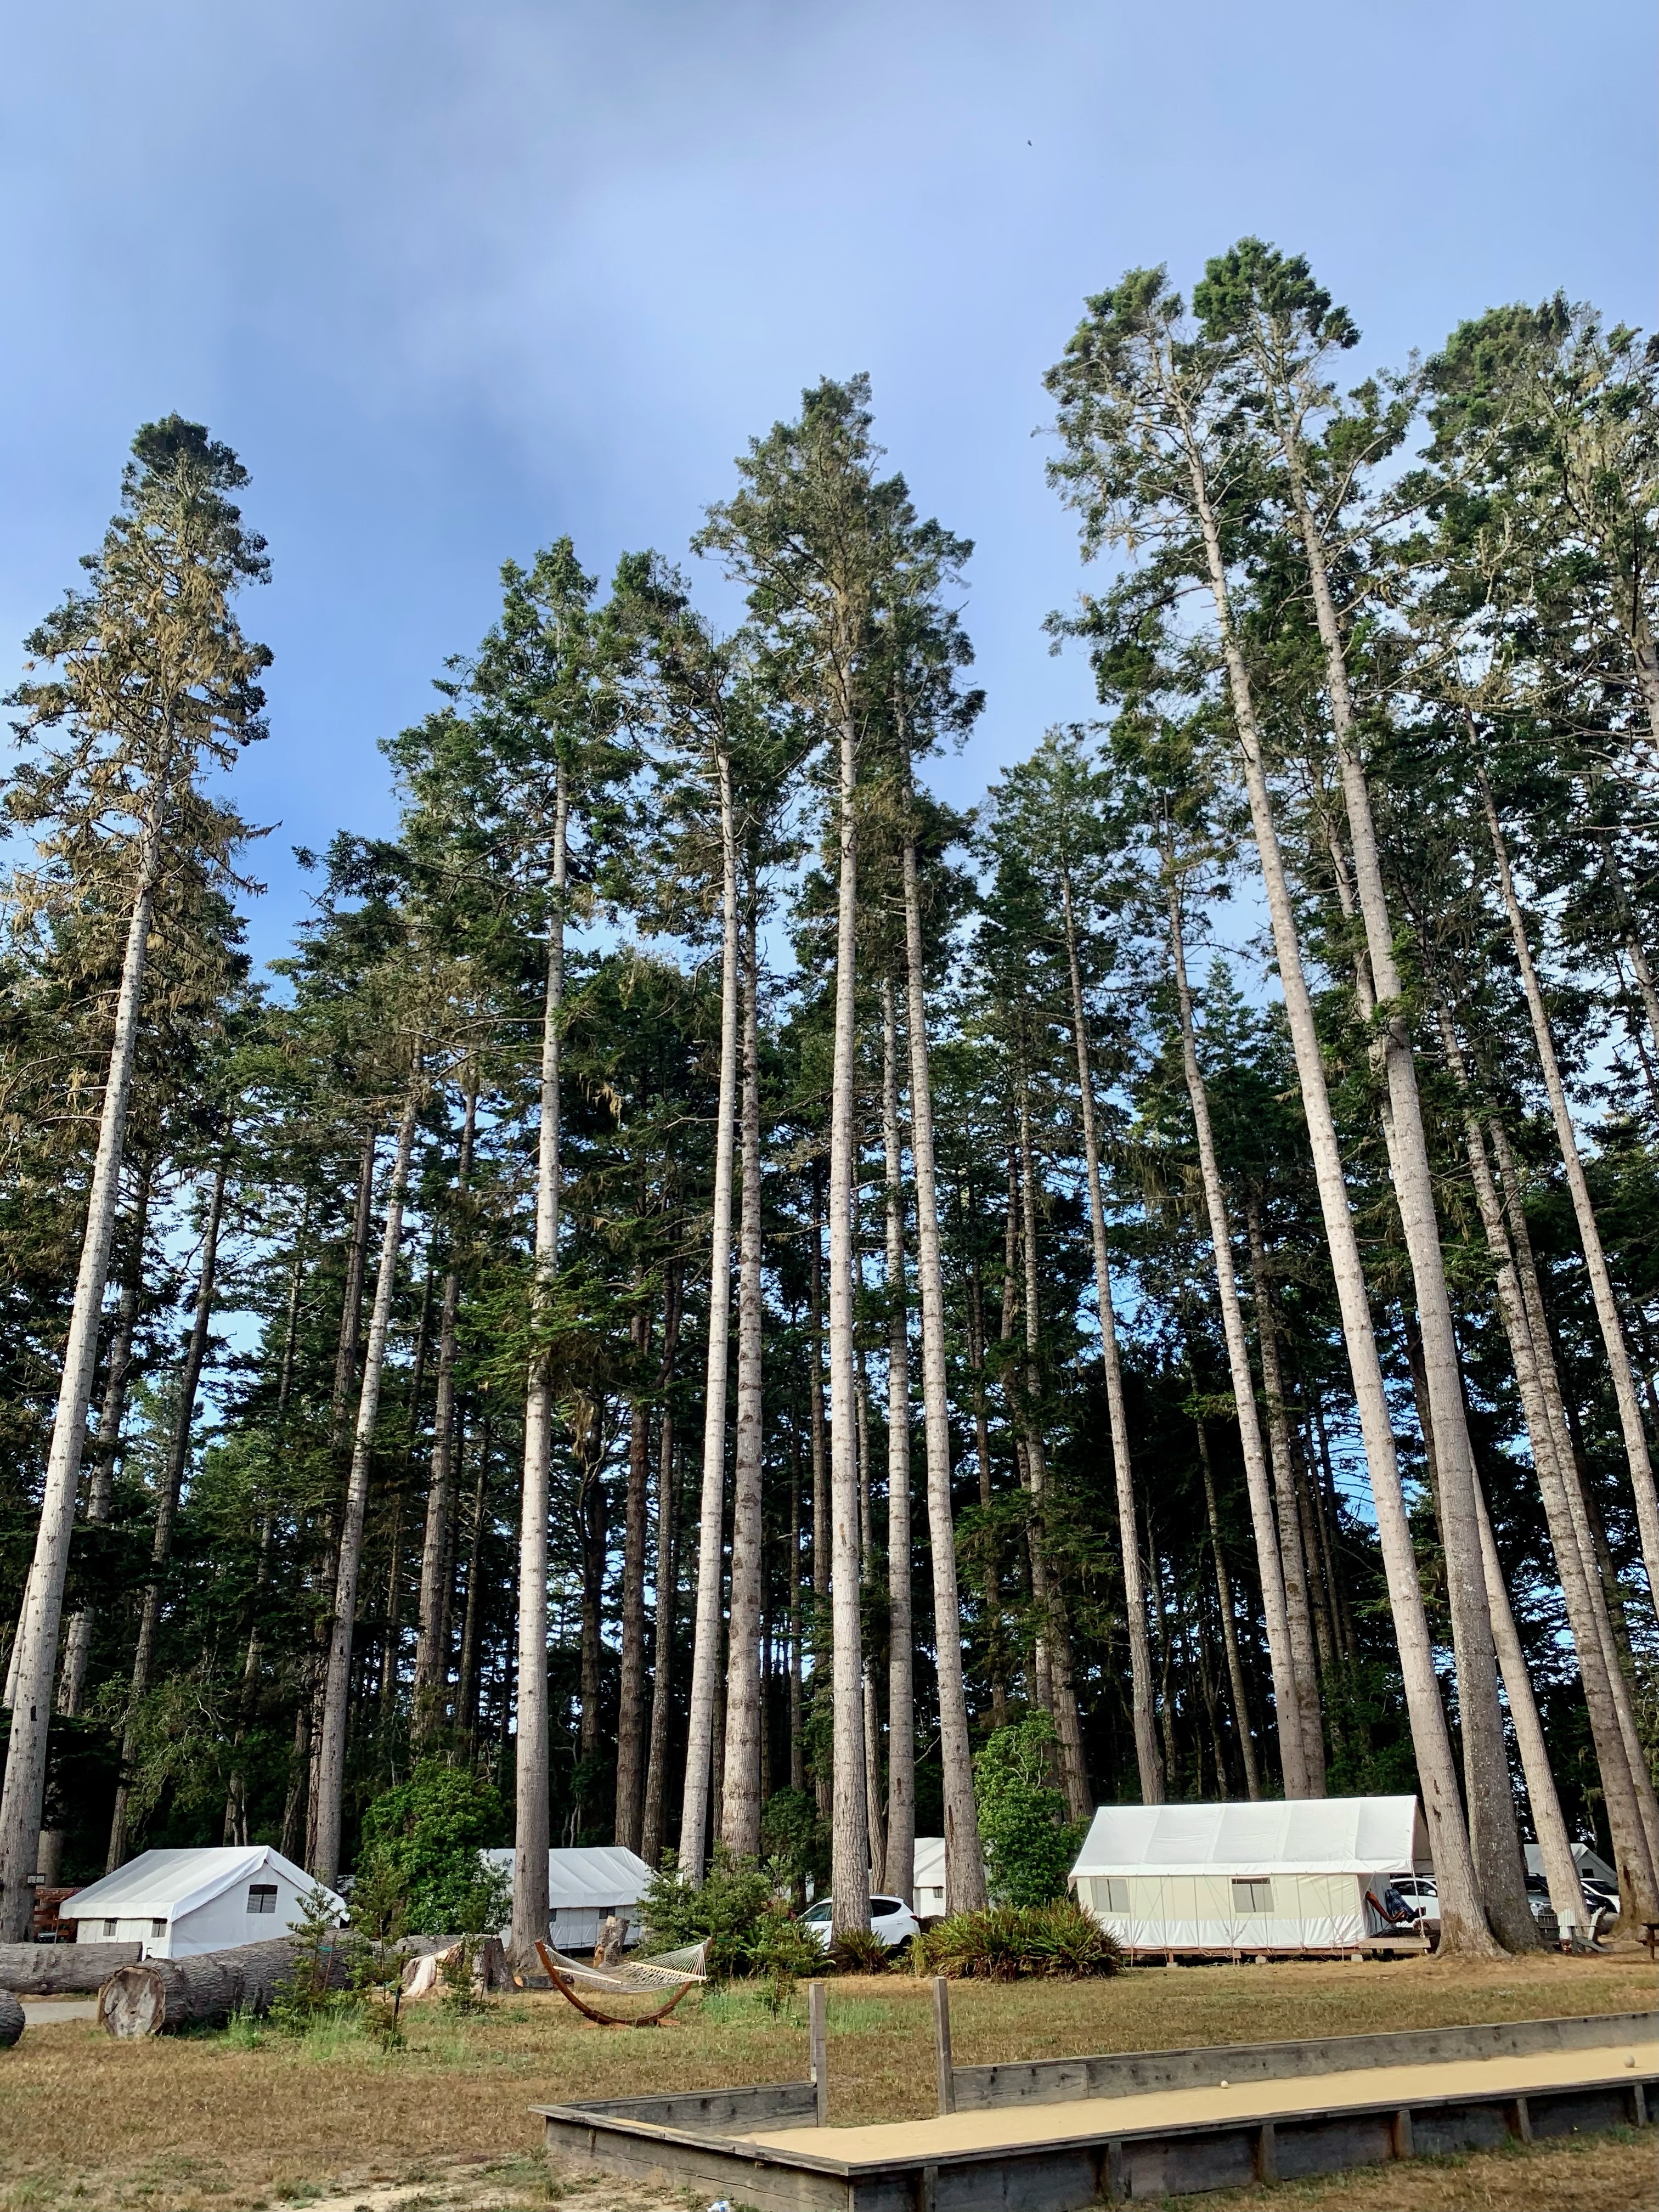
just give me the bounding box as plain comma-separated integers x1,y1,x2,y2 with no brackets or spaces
911,1900,1121,1980
760,1785,828,1901
268,1882,352,2036
355,1760,509,1937
638,1846,818,1985
973,1714,1084,1906
347,1858,410,2047
828,1926,889,1974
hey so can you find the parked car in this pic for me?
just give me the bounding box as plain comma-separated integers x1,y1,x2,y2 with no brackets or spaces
1387,1875,1440,1927
1523,1879,1560,1944
800,1894,921,1951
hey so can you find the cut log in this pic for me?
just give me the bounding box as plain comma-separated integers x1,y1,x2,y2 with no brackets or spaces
0,1943,142,1995
98,1937,348,2038
0,1989,23,2048
399,1934,512,2001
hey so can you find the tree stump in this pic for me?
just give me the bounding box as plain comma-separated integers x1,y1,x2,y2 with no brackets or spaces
97,1937,345,2038
0,1943,142,1995
0,1989,23,2049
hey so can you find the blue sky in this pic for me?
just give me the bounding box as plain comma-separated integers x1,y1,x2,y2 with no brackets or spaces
2,0,1652,968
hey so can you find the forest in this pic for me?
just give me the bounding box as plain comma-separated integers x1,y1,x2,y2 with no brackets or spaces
1,239,1656,1963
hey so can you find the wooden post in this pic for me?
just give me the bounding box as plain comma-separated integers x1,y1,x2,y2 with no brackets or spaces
932,1975,955,2115
809,1979,828,2126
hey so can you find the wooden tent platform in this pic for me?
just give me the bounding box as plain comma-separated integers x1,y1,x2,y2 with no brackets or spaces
535,2008,1656,2209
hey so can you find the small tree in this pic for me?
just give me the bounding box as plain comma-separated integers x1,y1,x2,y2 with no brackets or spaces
356,1759,509,1936
974,1715,1082,1908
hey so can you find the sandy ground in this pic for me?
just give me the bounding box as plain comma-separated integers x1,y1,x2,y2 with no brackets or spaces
19,1998,96,2023
746,2035,1659,2159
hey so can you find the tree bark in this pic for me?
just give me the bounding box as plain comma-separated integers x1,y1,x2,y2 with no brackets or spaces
1195,1417,1262,1799
0,808,163,1939
99,1937,348,2038
1163,867,1307,1796
900,754,987,1913
0,1942,140,1994
681,743,741,1884
514,761,569,1963
1015,1073,1092,1823
827,696,870,1939
1244,1199,1327,1794
1454,1052,1659,1918
1062,866,1162,1802
881,976,916,1903
614,1285,654,1852
1173,398,1497,1953
313,1074,420,1886
721,906,766,1857
641,1274,682,1866
1479,764,1659,1615
107,1155,229,1870
414,1074,477,1743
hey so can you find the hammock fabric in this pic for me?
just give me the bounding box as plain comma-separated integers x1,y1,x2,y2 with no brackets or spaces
534,1938,705,2027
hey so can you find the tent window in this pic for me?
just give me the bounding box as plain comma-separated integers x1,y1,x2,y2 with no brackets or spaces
151,1918,166,1938
1098,1878,1131,1914
104,1918,117,1937
1232,1878,1274,1915
247,1883,278,1915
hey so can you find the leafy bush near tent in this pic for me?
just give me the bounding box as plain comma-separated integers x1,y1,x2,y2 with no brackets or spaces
638,1846,820,1985
973,1714,1086,1906
829,1926,889,1974
911,1899,1121,1979
355,1759,509,1937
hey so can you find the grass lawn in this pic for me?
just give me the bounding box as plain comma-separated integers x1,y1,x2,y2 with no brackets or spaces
0,1947,1651,2211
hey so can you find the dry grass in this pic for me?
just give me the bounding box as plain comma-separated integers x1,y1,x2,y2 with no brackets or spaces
1193,2126,1657,2211
0,1946,1650,2211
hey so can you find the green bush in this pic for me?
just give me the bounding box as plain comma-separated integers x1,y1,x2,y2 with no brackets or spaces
639,1846,818,1986
973,1714,1084,1906
911,1899,1121,1980
829,1925,889,1974
355,1759,510,1937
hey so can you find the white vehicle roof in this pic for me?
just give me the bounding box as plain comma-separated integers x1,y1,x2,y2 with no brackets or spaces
58,1845,340,1924
1071,1797,1430,1880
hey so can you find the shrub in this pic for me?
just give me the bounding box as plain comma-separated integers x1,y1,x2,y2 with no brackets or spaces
973,1714,1085,1906
356,1759,509,1937
269,1882,354,2035
639,1846,818,1988
829,1925,888,1974
912,1899,1120,1980
760,1785,828,1906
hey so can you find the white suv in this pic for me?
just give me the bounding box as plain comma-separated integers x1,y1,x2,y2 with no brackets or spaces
801,1894,921,1950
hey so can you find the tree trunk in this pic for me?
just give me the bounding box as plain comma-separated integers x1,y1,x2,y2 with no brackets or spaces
313,1075,420,1886
1444,1032,1659,1919
1062,866,1162,1802
578,1441,606,1767
641,1275,682,1865
99,1937,348,2038
1163,867,1306,1796
56,1155,155,1728
881,977,916,1904
1244,1199,1326,1794
1015,1074,1091,1823
0,1942,140,1994
967,1227,1008,1730
330,1124,380,1455
514,762,569,1965
615,1286,653,1852
856,1356,887,1892
900,752,987,1913
456,1424,490,1745
1195,1418,1262,1799
1479,764,1659,1615
108,1155,229,1870
1176,409,1497,1954
681,745,741,1885
414,1074,477,1743
0,810,163,1939
827,701,869,1939
721,907,766,1857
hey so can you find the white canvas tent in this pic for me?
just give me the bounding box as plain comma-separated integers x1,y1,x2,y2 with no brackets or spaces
482,1844,653,1950
1070,1797,1431,1957
58,1846,341,1960
912,1837,946,1920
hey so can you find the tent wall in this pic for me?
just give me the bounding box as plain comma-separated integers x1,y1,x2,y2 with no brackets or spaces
1077,1871,1371,1955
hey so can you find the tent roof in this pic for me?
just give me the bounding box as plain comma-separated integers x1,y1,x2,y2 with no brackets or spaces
60,1846,338,1923
1071,1797,1429,1879
482,1844,653,1907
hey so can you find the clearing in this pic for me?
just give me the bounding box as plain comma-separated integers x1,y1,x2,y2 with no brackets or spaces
0,1946,1651,2211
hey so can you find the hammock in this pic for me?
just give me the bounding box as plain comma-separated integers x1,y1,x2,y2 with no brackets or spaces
535,1938,706,2027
